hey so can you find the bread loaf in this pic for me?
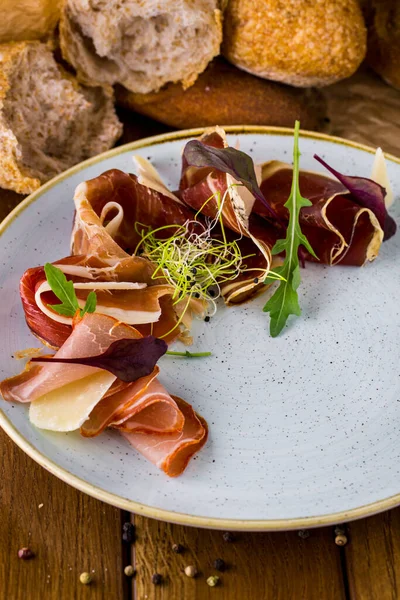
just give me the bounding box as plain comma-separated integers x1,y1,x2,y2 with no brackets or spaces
116,58,325,131
363,0,400,90
0,0,61,43
223,0,367,87
0,42,122,194
60,0,223,94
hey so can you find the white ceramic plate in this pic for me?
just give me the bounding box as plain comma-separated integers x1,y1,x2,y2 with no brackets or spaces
1,127,399,531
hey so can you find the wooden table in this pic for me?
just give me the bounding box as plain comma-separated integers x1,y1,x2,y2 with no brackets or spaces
2,70,400,599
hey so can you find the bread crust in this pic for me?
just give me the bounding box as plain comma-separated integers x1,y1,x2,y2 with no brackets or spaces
116,58,325,131
223,0,367,87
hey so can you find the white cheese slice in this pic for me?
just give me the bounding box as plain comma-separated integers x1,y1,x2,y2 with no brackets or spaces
29,371,115,432
371,147,393,208
133,155,185,205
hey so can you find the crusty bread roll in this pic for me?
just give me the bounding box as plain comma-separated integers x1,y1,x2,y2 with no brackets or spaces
116,58,325,131
0,42,122,195
60,0,223,94
0,0,61,43
223,0,367,87
363,0,400,90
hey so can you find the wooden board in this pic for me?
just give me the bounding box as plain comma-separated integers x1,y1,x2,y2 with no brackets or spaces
0,428,126,600
345,511,400,600
133,516,346,600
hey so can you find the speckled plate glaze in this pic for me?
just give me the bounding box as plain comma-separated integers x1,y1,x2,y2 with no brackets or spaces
1,127,399,531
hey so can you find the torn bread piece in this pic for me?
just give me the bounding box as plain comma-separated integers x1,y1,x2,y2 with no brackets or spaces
60,0,223,94
0,41,122,194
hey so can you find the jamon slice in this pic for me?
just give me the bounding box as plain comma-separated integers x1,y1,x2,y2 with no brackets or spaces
179,127,273,302
71,168,195,257
121,397,208,477
0,314,143,431
81,367,184,437
259,161,383,266
20,255,201,348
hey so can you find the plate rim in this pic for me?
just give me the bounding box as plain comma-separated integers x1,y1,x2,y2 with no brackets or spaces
1,124,400,531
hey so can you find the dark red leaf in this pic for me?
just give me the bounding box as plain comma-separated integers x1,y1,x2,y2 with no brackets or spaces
183,139,278,219
31,336,168,382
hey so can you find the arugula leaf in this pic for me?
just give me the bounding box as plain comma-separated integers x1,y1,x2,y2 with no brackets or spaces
31,337,167,382
263,121,317,337
44,263,97,318
81,291,97,316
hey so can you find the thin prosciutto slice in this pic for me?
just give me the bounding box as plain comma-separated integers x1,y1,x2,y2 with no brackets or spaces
258,161,383,266
122,397,208,477
0,313,140,406
81,366,185,437
71,168,195,257
20,254,203,349
179,127,273,303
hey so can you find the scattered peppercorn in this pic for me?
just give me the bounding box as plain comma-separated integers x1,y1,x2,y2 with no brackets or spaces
213,558,226,572
124,565,135,577
207,575,220,587
151,573,162,585
222,532,235,543
253,277,259,284
335,534,348,546
17,547,34,560
208,289,216,297
184,565,197,578
191,268,197,275
298,529,310,540
122,522,135,543
204,316,210,322
79,572,92,585
172,543,184,554
334,525,348,546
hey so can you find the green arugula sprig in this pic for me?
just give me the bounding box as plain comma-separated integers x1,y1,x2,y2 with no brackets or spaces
263,121,317,337
44,262,97,318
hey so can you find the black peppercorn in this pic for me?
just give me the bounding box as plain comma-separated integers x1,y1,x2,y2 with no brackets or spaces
213,558,226,571
172,543,184,554
253,277,259,284
151,573,162,585
222,531,235,543
18,547,34,560
208,289,216,297
122,522,135,543
204,316,210,322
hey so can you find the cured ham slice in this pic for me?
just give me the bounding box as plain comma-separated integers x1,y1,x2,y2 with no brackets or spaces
81,366,185,437
121,397,208,477
1,314,143,434
20,255,203,348
179,127,273,302
259,161,383,266
72,168,195,257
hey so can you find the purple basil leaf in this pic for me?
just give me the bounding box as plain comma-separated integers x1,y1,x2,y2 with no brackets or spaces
314,154,396,241
183,139,278,219
31,336,168,383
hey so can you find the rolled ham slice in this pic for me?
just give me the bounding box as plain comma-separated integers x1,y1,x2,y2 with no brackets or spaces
121,396,208,477
71,168,195,257
80,366,185,437
0,313,140,405
179,127,273,303
19,254,202,349
259,161,383,266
